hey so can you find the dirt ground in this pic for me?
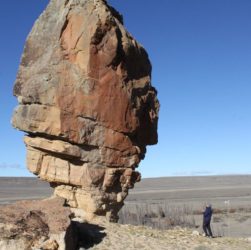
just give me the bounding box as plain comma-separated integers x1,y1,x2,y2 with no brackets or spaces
88,220,251,250
0,177,52,204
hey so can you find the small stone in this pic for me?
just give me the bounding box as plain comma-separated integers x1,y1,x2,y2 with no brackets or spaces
192,230,200,236
40,239,59,250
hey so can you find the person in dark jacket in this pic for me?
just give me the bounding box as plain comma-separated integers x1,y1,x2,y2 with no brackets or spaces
203,204,213,237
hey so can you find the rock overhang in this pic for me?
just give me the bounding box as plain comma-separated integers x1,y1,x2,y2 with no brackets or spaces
12,0,159,221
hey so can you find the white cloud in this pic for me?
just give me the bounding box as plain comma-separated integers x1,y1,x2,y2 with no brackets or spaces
0,163,24,169
172,170,214,176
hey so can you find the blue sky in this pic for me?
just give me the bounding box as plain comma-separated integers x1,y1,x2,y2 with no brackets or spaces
0,0,251,177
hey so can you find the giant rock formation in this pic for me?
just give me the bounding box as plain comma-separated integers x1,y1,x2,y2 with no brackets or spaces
12,0,159,221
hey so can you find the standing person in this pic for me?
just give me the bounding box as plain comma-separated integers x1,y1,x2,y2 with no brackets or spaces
203,204,213,237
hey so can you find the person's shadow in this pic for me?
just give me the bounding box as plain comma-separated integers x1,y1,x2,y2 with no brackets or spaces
64,221,106,250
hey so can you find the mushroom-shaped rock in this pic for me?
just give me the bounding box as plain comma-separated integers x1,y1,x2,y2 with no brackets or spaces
12,0,159,222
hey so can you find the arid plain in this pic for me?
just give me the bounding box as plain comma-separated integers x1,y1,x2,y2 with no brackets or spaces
1,175,251,238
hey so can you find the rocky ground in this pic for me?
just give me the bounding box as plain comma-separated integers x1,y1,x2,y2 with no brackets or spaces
88,222,251,250
0,197,71,250
1,176,251,249
0,197,251,250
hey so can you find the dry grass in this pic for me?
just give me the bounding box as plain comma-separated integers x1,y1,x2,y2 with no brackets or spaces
236,215,251,223
118,201,251,239
193,207,251,215
118,202,197,230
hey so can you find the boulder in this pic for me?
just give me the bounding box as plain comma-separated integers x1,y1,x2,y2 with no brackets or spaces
12,0,159,221
0,197,71,250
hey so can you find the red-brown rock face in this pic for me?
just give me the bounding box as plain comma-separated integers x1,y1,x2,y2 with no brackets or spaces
12,0,159,221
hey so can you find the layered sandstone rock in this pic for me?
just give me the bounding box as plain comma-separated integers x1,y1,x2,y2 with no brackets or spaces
12,0,159,221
